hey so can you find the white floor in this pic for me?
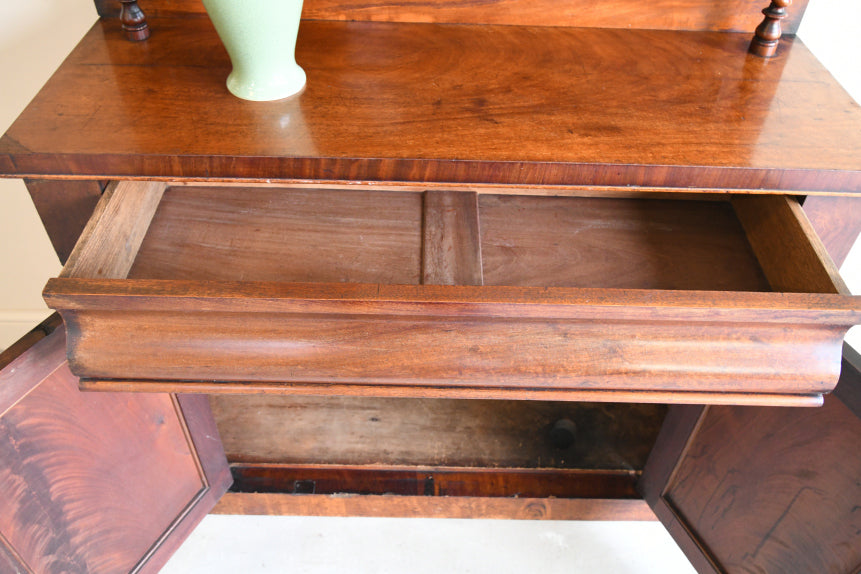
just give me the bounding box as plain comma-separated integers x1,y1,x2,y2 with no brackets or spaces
161,515,696,574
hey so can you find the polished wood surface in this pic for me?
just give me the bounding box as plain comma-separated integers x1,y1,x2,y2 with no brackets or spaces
641,349,861,573
95,0,809,33
303,0,810,32
119,0,150,41
0,314,61,389
213,492,656,521
803,195,861,267
24,179,103,264
749,0,792,57
42,183,860,403
3,18,859,193
44,278,860,401
638,405,718,574
210,396,664,470
148,392,232,572
83,380,827,406
669,384,861,571
637,405,706,512
5,0,859,567
732,194,849,294
0,327,203,573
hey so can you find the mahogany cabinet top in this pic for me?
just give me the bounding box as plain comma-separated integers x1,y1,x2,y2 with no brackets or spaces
1,16,859,192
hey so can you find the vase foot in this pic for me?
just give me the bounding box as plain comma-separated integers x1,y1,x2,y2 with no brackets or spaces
226,66,307,102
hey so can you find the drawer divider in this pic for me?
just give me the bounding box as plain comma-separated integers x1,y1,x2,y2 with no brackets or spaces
60,180,166,280
421,190,484,286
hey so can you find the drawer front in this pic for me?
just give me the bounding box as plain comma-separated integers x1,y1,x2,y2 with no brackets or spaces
43,181,861,406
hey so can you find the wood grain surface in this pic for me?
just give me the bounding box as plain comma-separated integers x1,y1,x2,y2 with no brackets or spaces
24,180,104,264
129,186,422,284
212,492,656,521
733,194,849,295
0,315,62,402
82,380,827,406
60,180,166,280
131,188,771,291
44,184,859,402
480,195,770,290
209,396,665,470
94,0,810,33
637,405,719,573
422,190,483,285
3,18,859,193
0,328,205,574
666,395,861,572
802,195,861,267
640,348,861,573
834,343,861,418
43,278,860,401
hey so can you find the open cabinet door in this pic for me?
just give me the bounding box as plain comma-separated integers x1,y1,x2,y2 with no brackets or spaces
639,344,861,573
0,315,231,573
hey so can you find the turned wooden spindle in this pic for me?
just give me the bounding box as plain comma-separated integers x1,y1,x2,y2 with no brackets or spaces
119,0,151,41
749,0,791,58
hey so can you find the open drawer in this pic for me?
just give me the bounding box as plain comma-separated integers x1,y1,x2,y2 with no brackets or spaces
43,181,860,406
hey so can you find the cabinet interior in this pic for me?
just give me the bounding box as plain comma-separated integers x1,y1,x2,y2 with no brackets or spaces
124,184,777,498
40,180,856,504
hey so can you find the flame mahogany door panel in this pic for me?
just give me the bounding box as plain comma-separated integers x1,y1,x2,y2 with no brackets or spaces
0,317,231,574
639,346,861,573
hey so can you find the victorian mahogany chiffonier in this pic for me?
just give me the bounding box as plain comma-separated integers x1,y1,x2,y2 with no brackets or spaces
1,0,860,572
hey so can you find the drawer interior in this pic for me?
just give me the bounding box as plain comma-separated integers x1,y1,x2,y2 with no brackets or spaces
126,186,769,292
43,183,858,406
129,187,424,285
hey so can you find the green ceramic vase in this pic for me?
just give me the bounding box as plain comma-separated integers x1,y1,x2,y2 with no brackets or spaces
202,0,306,101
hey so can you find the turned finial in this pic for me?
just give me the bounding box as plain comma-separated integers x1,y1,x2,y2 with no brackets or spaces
749,0,791,58
120,0,151,41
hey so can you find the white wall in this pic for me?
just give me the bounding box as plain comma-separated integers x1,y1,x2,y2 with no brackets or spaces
798,0,861,99
0,0,96,348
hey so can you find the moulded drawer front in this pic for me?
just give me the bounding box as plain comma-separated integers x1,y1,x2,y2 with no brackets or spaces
42,181,861,406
